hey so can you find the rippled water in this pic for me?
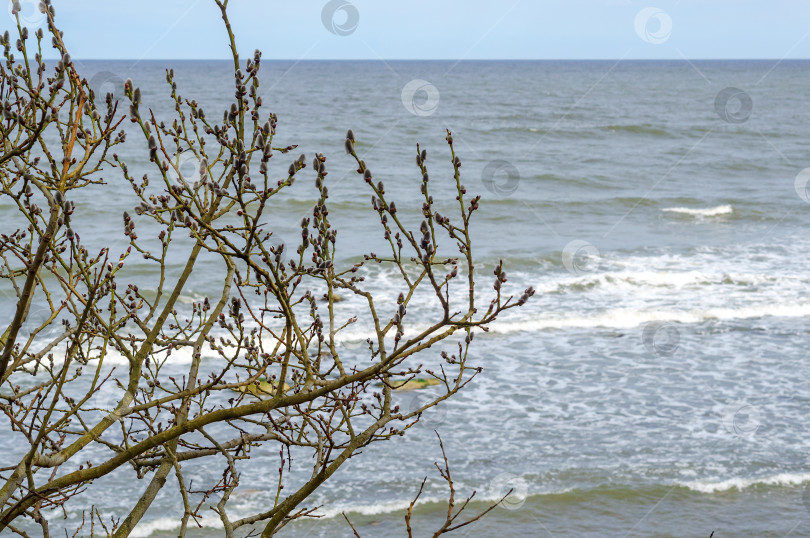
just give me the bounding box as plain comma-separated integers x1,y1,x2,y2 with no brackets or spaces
3,59,810,537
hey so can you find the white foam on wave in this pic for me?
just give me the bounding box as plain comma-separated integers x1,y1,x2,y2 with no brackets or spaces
536,269,722,294
486,302,810,333
82,471,810,537
662,205,733,217
21,288,810,364
131,515,223,538
314,495,446,520
328,297,810,342
15,239,810,364
678,472,810,493
126,487,540,536
313,484,544,520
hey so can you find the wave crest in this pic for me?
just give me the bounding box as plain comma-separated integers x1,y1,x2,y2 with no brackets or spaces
662,205,733,217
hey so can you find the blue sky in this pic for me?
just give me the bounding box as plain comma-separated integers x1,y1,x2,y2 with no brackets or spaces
6,0,810,60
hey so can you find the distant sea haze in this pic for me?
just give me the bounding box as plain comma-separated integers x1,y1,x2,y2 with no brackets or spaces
4,59,810,536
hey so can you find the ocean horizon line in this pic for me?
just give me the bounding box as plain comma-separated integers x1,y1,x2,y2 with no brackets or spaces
65,57,810,63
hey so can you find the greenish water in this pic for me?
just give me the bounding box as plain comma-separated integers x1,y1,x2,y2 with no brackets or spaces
4,59,810,536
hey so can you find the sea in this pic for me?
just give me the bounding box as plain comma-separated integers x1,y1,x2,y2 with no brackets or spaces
2,59,810,537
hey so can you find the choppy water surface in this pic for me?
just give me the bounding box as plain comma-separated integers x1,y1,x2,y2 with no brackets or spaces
3,59,810,537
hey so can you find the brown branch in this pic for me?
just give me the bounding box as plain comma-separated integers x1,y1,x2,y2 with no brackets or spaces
342,512,361,538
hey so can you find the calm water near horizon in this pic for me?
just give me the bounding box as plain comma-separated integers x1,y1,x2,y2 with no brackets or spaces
3,59,810,536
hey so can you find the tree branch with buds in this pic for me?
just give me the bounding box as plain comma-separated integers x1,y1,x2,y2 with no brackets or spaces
0,1,534,536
